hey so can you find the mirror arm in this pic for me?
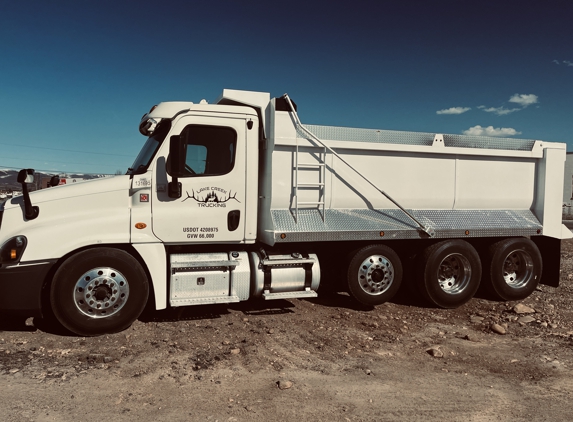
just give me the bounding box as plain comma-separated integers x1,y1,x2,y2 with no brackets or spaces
168,177,182,199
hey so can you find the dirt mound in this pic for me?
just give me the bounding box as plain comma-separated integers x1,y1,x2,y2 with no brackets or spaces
2,241,573,421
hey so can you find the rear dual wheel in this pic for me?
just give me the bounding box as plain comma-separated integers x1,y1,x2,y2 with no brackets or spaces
347,244,403,306
417,240,481,308
483,238,542,301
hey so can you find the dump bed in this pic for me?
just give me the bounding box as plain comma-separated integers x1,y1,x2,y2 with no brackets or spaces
257,100,569,245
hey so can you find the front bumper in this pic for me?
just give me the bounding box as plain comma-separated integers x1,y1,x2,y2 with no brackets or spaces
0,260,55,317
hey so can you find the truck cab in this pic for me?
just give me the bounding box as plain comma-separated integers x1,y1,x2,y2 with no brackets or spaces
130,100,260,245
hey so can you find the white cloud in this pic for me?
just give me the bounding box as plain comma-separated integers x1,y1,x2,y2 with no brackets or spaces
477,94,539,116
463,125,521,137
482,106,521,116
436,107,471,115
553,60,573,66
509,94,538,107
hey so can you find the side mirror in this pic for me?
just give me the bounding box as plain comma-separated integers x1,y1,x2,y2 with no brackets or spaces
17,169,39,220
17,169,35,184
168,135,185,177
49,175,60,187
168,135,183,198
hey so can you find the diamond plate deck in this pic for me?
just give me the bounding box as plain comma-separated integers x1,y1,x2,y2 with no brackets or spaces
271,209,542,242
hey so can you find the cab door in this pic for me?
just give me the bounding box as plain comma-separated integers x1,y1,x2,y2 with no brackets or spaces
151,115,247,243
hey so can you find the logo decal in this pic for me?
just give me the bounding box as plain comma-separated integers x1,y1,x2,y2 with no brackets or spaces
182,187,240,208
140,193,149,202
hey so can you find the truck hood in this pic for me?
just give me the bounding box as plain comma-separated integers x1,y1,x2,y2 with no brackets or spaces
1,175,132,261
4,175,130,210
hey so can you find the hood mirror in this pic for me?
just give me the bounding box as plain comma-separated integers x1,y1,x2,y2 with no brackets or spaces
17,169,39,220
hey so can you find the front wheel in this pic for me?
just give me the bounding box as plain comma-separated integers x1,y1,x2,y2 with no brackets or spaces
347,244,403,306
50,248,149,336
417,240,481,308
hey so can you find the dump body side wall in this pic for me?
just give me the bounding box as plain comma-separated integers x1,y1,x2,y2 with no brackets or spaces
257,106,567,245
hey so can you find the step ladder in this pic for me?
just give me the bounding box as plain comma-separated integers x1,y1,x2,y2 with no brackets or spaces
293,141,327,223
262,289,318,300
259,254,318,300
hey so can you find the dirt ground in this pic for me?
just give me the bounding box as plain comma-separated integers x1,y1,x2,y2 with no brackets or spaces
2,240,573,421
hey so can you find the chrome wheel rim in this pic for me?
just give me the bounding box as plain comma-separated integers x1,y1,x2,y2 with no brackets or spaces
357,254,394,295
437,253,472,294
502,250,533,288
74,267,129,318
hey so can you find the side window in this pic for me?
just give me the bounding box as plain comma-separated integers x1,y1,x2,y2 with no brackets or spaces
185,144,207,175
179,125,237,177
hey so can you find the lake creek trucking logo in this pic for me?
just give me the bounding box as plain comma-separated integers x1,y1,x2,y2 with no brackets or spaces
182,186,240,207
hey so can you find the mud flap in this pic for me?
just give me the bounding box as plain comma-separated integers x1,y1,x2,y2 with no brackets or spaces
532,236,561,287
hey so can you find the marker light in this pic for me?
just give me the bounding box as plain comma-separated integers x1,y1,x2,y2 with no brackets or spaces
135,223,147,229
0,236,27,265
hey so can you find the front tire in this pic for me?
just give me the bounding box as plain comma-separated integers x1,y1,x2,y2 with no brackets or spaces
347,244,403,306
50,248,149,336
483,238,542,301
417,240,481,308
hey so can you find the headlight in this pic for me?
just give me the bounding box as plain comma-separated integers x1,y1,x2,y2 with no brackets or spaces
0,236,27,265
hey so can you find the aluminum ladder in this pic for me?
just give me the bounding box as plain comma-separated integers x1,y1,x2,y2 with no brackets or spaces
293,139,327,223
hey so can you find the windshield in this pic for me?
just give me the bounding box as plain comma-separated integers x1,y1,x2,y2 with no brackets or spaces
127,119,172,175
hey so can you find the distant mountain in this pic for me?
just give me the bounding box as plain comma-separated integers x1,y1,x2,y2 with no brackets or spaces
0,169,111,191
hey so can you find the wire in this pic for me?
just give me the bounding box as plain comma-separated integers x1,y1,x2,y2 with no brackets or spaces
0,142,134,157
0,164,118,176
1,155,126,169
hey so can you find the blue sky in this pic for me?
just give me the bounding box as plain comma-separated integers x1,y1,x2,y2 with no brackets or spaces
1,0,572,175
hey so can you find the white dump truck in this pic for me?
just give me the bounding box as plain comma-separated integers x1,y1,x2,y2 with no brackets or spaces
0,89,570,336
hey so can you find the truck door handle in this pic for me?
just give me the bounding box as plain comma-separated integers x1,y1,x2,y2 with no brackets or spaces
228,210,240,231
